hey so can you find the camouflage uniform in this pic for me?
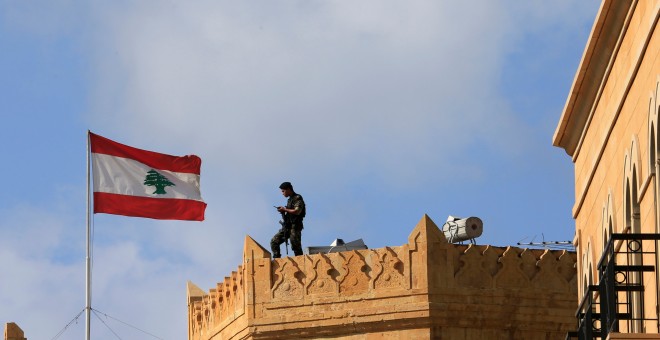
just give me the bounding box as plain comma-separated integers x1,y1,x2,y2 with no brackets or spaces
270,193,305,257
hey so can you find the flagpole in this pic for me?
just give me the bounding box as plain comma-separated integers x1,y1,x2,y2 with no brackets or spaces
86,131,92,340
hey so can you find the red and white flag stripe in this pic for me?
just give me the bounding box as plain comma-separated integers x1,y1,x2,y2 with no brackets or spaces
90,132,206,221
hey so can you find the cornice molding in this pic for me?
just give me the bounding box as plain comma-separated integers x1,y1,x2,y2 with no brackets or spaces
553,0,634,157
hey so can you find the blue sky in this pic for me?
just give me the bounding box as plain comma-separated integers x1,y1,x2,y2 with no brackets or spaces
0,1,600,339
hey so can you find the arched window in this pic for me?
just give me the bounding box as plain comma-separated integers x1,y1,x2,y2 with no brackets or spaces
651,80,660,234
649,91,657,175
631,165,641,233
625,176,633,233
646,79,660,328
582,252,587,297
603,191,616,250
650,122,656,174
623,138,642,234
581,240,593,297
602,206,608,250
623,139,643,332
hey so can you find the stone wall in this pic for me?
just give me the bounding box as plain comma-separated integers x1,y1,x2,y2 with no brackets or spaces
4,323,26,340
188,215,577,340
552,0,660,335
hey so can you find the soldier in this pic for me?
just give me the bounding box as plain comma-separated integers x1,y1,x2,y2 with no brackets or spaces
271,182,306,258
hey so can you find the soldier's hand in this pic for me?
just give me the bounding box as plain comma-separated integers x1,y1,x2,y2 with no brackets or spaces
277,206,285,212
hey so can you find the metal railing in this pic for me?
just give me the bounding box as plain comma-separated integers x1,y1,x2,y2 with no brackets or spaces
566,233,660,340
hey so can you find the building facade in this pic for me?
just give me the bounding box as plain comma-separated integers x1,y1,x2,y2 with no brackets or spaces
553,0,660,338
187,215,577,339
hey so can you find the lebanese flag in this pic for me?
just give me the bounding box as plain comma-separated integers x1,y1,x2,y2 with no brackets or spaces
90,132,206,221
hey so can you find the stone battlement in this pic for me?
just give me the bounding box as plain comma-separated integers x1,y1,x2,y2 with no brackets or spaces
4,323,26,340
187,215,577,340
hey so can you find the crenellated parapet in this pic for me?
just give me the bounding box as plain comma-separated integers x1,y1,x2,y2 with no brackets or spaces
188,267,246,339
188,215,577,340
451,244,577,292
4,323,27,340
269,245,409,300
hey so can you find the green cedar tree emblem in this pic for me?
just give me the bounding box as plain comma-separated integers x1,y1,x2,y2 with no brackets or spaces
143,169,175,195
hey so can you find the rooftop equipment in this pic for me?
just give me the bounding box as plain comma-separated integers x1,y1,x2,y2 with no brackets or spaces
442,216,483,244
306,238,368,255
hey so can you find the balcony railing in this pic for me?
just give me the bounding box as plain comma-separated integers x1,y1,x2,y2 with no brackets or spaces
566,233,660,340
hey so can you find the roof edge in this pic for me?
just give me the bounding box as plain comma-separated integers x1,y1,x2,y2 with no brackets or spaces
553,0,633,157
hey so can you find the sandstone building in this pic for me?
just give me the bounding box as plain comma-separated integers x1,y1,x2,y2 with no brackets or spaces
187,215,577,339
3,323,26,340
553,0,660,339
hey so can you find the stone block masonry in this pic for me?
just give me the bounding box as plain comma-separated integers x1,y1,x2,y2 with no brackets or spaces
188,215,577,340
4,323,26,340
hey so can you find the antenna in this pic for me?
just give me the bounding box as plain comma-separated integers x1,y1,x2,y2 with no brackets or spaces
517,234,574,251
